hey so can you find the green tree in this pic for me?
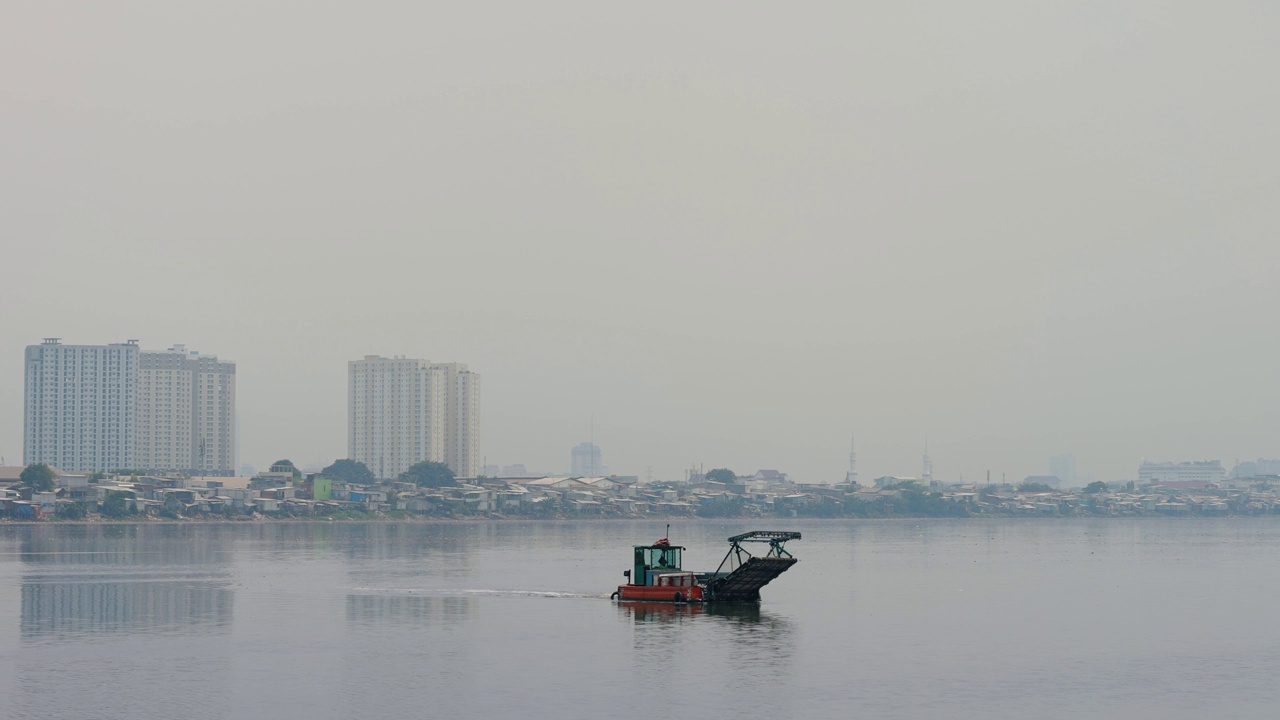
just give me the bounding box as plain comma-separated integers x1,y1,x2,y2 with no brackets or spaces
100,491,133,518
321,459,375,485
1083,481,1108,494
1018,482,1055,493
59,503,87,520
20,464,56,492
704,468,736,484
400,461,457,488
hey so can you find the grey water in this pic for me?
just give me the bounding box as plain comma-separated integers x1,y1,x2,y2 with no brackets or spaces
1,519,1278,720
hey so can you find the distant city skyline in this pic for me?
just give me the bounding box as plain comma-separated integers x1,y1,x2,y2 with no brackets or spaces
3,3,1279,483
9,340,1278,484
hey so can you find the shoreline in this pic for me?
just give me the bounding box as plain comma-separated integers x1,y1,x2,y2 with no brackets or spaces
3,513,1279,527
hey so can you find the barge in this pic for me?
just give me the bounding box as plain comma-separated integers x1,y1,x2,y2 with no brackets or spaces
612,530,801,603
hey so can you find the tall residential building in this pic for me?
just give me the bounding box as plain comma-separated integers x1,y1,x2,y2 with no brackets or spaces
571,442,606,476
1049,453,1077,487
138,345,236,475
23,339,236,475
23,339,140,472
1231,458,1280,479
348,356,481,479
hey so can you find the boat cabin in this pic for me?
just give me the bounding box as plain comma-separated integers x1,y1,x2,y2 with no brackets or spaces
633,542,683,586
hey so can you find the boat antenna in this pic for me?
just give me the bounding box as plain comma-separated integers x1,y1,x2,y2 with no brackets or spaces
666,523,670,542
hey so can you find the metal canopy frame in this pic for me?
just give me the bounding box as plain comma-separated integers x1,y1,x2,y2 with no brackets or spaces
714,531,802,576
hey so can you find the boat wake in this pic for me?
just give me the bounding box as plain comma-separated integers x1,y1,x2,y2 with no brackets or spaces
349,587,608,600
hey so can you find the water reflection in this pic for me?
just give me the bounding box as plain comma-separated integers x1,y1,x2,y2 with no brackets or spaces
346,593,477,626
11,524,235,641
617,601,706,623
622,601,796,656
622,600,798,701
618,601,788,629
22,579,233,638
15,524,230,566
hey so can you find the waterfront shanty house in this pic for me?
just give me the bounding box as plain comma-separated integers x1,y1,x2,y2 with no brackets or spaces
494,484,528,511
258,485,297,501
187,476,253,492
220,487,257,509
32,491,58,514
516,477,592,492
299,475,332,501
610,497,641,514
573,476,639,497
159,488,206,514
456,485,492,512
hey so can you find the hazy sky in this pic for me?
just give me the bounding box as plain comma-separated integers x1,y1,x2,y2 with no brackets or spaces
3,2,1278,484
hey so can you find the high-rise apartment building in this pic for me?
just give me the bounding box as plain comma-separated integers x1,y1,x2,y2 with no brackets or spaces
23,339,236,474
24,339,140,472
348,356,481,479
138,345,236,474
571,442,606,476
1049,453,1077,487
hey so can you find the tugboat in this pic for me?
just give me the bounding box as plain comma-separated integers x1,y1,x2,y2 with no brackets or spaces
611,530,801,603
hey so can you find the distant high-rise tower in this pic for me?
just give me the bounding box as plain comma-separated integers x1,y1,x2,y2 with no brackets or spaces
1049,453,1077,487
923,439,934,485
571,442,606,476
348,355,481,479
845,435,859,486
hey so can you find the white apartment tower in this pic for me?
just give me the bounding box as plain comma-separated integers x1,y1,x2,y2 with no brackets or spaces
348,356,481,479
24,339,140,472
138,345,236,474
24,339,236,474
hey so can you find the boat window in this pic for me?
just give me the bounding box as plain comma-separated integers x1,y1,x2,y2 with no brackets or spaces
645,547,681,570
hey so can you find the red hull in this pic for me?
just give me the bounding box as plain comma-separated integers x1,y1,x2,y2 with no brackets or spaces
614,585,704,603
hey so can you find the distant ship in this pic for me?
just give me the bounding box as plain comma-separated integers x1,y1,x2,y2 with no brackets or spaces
611,530,801,603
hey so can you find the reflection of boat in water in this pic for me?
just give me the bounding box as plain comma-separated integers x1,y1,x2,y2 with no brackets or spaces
617,600,779,627
617,601,705,623
611,530,801,604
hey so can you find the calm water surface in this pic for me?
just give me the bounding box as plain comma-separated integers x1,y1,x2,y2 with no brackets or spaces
1,519,1278,720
